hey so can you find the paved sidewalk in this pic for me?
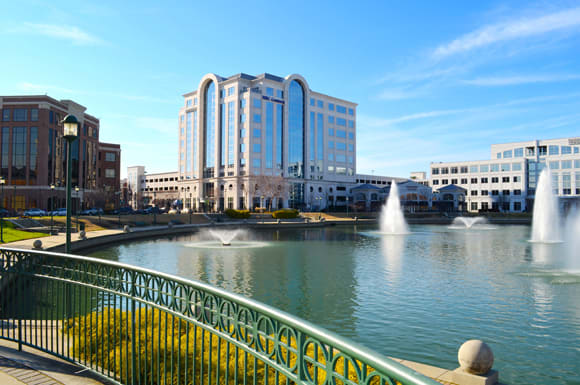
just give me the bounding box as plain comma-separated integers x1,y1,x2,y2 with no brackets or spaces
5,229,124,251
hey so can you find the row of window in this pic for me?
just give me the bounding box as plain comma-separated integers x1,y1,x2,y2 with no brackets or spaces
497,145,579,159
433,176,521,185
308,99,354,115
143,185,179,191
548,160,580,169
471,201,522,211
468,189,522,196
145,176,178,183
432,163,523,174
2,108,39,122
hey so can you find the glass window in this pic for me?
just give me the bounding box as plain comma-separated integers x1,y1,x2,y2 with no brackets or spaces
575,147,579,154
228,86,235,96
253,143,261,153
336,154,346,162
328,166,334,172
328,103,334,111
2,109,9,121
328,141,334,149
266,102,273,168
336,130,346,138
539,146,547,156
310,98,315,106
441,167,448,174
240,143,246,152
228,101,235,166
194,97,198,105
575,160,580,168
496,152,501,159
276,90,283,98
549,145,559,155
187,99,192,107
480,165,489,172
266,87,274,96
240,113,246,123
432,180,439,185
328,153,334,161
240,129,246,138
348,155,353,164
550,161,559,169
253,98,262,108
512,162,522,171
348,132,354,140
501,163,511,172
253,128,261,138
561,146,571,155
220,89,225,98
31,109,38,121
336,142,346,150
336,118,346,126
348,144,354,152
328,128,334,136
105,152,116,162
252,158,261,168
432,168,439,175
253,114,261,123
13,109,27,121
490,164,499,172
451,167,458,174
336,105,347,114
240,99,246,108
561,160,572,169
204,81,216,170
469,165,478,173
514,148,523,157
317,100,323,108
289,80,305,179
348,108,354,115
503,150,512,158
348,120,354,128
328,116,334,124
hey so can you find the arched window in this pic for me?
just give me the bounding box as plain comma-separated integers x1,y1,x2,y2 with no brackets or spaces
204,81,216,174
288,80,304,178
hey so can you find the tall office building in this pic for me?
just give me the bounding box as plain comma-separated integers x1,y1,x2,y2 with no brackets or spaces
0,95,121,212
178,73,357,211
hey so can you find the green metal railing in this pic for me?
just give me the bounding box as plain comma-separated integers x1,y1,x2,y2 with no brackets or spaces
0,247,440,385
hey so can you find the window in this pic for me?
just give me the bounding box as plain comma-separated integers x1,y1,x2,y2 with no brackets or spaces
501,163,511,172
503,150,512,158
432,168,440,175
253,128,261,138
441,167,449,174
276,90,283,98
252,158,261,168
105,169,115,178
240,129,246,138
336,154,346,162
492,177,499,183
253,143,261,153
432,180,439,185
562,160,572,169
348,156,353,164
575,160,580,168
548,145,559,155
328,128,334,136
539,146,547,156
266,87,274,96
348,132,354,140
240,99,246,108
2,109,9,121
451,167,458,174
469,165,478,173
348,120,354,128
481,190,488,196
512,162,522,171
348,144,354,152
451,178,458,184
328,116,334,124
481,202,489,210
317,100,323,108
471,202,478,211
442,179,448,184
336,130,346,138
503,190,510,195
549,161,559,169
240,114,246,123
31,109,38,121
348,108,354,115
481,177,488,183
228,86,235,96
480,165,489,172
497,152,501,159
513,176,520,182
253,114,261,123
526,147,535,156
514,189,521,195
310,98,315,106
514,148,523,157
514,202,522,211
561,146,571,155
471,190,477,196
328,166,334,172
471,178,477,183
336,118,346,126
460,166,468,173
490,164,499,172
328,153,334,161
105,152,116,162
491,190,499,196
328,141,334,149
240,143,246,153
13,109,27,121
461,178,468,184
253,99,261,108
336,105,347,113
336,142,346,150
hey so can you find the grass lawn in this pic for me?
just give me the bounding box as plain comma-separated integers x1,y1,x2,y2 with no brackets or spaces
0,220,48,244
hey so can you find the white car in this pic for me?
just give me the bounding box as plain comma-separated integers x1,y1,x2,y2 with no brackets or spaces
50,208,67,216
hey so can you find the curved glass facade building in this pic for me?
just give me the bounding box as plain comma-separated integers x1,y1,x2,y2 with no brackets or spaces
288,80,304,178
204,81,216,174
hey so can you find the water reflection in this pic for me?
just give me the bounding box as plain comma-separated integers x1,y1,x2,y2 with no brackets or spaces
380,235,406,280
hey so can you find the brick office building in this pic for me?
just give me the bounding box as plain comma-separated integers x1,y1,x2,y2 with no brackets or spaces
0,95,121,213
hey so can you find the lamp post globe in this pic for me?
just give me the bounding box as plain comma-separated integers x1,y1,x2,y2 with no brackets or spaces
0,177,5,243
61,114,78,253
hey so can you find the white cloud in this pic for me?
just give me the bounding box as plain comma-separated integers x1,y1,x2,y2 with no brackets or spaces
463,73,580,86
433,7,580,58
21,23,104,45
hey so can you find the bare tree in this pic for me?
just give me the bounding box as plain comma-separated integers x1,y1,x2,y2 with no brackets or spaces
254,175,288,211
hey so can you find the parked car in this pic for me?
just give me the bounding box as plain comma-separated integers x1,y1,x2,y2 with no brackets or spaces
144,206,160,214
181,208,191,214
168,209,179,214
80,208,104,215
50,208,67,216
118,207,134,215
0,208,11,217
23,208,47,216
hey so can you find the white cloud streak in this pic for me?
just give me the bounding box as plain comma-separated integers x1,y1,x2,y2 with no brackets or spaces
433,7,580,58
22,23,104,45
463,73,580,86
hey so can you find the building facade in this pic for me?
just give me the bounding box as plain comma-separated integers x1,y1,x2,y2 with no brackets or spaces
177,73,357,211
0,95,121,212
142,171,180,209
430,137,580,212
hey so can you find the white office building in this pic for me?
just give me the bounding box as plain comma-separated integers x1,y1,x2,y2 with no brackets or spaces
178,73,357,211
430,137,580,212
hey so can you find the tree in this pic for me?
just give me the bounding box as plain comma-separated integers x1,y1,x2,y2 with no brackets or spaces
254,175,288,211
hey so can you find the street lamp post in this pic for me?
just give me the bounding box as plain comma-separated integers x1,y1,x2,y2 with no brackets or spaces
153,191,157,225
50,184,55,234
346,196,350,218
75,186,80,232
0,177,5,243
62,115,79,254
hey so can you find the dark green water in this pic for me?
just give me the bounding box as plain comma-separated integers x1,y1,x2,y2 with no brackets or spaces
86,225,580,385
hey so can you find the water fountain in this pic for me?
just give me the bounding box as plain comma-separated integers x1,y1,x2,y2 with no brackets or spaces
450,216,490,229
209,229,241,246
184,229,269,249
379,180,409,234
531,168,562,243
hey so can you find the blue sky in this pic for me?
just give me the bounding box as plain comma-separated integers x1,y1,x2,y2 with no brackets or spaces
2,0,580,179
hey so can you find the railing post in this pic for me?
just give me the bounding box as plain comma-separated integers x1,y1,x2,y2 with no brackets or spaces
17,253,22,351
130,270,137,385
296,331,306,383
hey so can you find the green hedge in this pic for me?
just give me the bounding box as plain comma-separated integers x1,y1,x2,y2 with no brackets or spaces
272,209,299,219
224,209,251,219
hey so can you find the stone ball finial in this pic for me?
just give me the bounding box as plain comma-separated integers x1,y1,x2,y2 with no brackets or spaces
458,340,494,375
79,230,87,240
123,225,131,233
32,240,43,250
